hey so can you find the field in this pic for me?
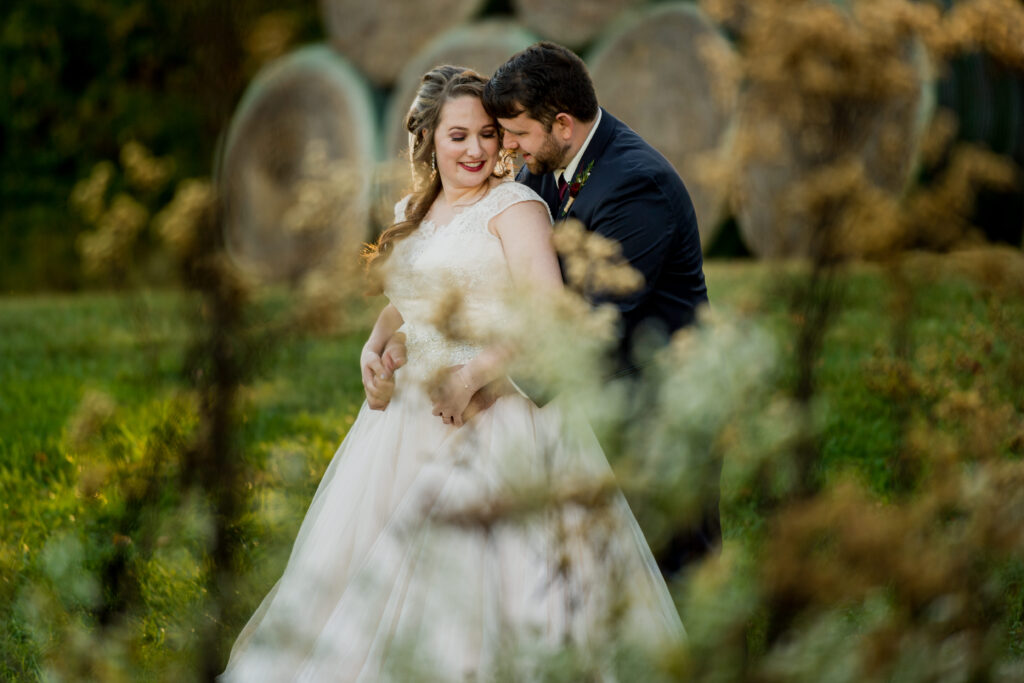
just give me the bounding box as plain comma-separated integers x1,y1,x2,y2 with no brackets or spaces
2,253,1023,679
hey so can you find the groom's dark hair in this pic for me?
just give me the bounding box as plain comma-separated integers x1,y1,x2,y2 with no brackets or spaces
483,42,599,129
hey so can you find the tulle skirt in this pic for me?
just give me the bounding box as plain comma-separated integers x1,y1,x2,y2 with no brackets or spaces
221,379,683,682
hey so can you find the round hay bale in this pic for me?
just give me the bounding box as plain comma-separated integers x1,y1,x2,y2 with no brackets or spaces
221,45,376,283
587,3,738,249
860,43,936,192
513,0,645,48
734,39,934,258
320,0,486,86
375,20,539,227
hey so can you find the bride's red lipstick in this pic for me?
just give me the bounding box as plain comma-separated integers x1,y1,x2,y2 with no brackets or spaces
459,161,486,172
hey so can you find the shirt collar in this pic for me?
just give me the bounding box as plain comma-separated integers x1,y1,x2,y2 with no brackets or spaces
554,108,602,185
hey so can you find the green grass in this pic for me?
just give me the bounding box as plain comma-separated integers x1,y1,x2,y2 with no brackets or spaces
0,290,374,678
2,254,1023,678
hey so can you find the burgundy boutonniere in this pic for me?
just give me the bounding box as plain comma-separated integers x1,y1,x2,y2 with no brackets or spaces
560,159,595,218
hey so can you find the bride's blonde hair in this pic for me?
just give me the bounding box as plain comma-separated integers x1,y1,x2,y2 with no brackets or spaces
363,66,513,291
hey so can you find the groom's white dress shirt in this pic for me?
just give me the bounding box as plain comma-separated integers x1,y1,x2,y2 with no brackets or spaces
554,109,602,188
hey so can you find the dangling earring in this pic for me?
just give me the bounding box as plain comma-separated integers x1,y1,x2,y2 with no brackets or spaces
431,150,437,173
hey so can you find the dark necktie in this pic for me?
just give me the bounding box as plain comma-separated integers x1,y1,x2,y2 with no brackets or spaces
557,173,568,201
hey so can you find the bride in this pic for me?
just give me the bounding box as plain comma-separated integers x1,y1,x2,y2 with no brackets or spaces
221,66,682,682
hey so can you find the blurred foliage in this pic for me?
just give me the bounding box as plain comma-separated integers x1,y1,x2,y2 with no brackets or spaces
1,0,1022,291
3,256,1023,679
937,49,1024,244
2,1,1024,679
0,0,321,292
0,289,371,679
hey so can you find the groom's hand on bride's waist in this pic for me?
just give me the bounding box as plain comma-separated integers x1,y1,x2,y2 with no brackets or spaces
361,333,408,410
361,353,393,410
382,333,407,375
461,375,515,423
427,366,513,426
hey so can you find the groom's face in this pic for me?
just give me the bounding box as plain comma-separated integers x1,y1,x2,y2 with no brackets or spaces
497,112,569,176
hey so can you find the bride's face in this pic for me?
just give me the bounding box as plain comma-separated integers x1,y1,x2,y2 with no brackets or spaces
433,96,500,191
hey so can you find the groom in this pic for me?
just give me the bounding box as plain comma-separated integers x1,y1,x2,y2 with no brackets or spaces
482,42,719,575
484,42,708,377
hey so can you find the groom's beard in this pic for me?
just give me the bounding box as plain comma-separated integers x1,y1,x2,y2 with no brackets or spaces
522,133,570,175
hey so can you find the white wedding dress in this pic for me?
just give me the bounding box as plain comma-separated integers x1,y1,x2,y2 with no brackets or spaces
221,182,683,682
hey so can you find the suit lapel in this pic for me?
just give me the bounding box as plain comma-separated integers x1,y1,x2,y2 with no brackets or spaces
540,173,561,219
517,165,561,218
555,108,616,221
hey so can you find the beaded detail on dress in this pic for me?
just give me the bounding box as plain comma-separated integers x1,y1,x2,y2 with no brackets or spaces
383,182,550,382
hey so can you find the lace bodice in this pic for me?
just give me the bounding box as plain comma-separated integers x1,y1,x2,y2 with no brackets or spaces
383,181,550,381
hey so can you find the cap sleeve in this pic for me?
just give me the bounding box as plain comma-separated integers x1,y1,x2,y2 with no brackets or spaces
485,182,553,225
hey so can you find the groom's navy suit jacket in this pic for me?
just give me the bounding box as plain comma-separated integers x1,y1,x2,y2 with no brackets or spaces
517,109,709,375
519,111,718,574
